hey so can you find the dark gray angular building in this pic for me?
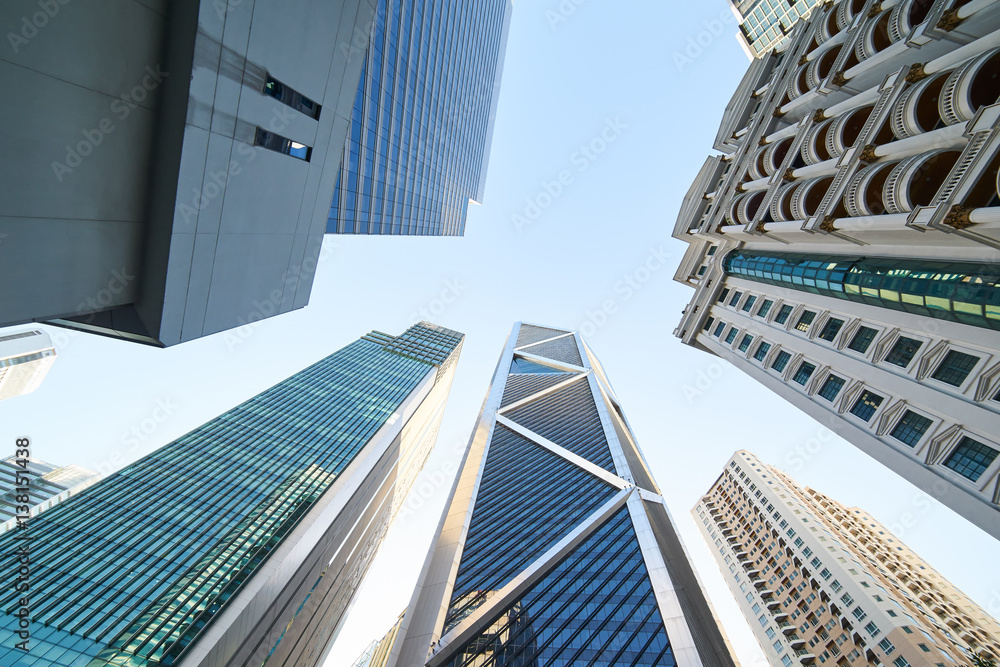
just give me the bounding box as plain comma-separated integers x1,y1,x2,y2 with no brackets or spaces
327,0,512,236
0,0,379,346
0,322,463,667
386,322,739,667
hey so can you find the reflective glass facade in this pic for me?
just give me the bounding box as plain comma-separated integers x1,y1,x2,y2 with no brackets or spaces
327,0,511,236
723,251,1000,330
734,0,822,57
442,507,675,667
393,323,737,667
0,323,463,667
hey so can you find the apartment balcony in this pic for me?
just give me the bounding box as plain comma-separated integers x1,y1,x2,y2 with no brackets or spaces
767,599,782,611
770,610,789,622
779,622,797,635
727,536,739,544
790,636,807,650
760,589,776,600
735,551,749,561
794,648,816,664
906,580,920,593
752,578,767,590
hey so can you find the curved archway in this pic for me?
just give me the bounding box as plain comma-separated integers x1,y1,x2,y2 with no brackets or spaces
802,117,836,165
883,149,962,213
891,71,949,138
770,182,801,222
790,176,834,220
843,161,899,216
940,47,1000,125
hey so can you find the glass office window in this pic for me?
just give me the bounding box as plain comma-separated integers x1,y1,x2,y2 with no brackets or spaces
850,390,884,422
889,411,933,447
930,350,980,386
944,437,998,482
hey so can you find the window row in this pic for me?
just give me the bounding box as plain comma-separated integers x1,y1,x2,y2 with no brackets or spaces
710,285,1000,400
706,317,1000,487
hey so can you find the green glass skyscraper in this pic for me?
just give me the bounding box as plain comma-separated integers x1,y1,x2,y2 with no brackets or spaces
0,322,463,667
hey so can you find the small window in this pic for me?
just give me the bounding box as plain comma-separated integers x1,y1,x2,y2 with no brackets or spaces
772,350,791,372
878,638,895,654
794,311,816,332
848,326,878,354
818,375,845,401
757,299,774,318
264,74,321,119
707,245,718,256
729,291,744,307
818,317,844,342
884,336,922,368
718,288,731,303
774,304,793,325
944,436,998,482
931,350,980,387
725,328,739,344
865,621,880,638
850,390,884,422
703,317,715,332
852,607,867,621
697,265,708,276
253,128,312,161
754,341,772,362
738,334,754,352
792,361,816,386
714,322,726,337
742,295,758,312
889,410,933,448
892,656,909,667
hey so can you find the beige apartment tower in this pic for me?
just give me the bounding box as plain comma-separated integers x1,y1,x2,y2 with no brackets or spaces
673,0,1000,539
693,450,1000,667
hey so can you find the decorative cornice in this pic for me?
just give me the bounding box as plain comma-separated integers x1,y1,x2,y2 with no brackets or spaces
772,107,786,118
858,143,879,163
867,2,883,18
819,215,838,233
937,9,963,32
831,71,848,87
905,62,927,83
812,108,826,123
758,136,769,147
754,221,769,234
798,54,809,66
782,168,797,182
943,205,973,230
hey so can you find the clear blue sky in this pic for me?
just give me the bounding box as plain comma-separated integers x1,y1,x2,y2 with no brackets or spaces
2,1,998,665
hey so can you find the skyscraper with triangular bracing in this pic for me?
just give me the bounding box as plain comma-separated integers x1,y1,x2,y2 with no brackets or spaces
386,322,739,667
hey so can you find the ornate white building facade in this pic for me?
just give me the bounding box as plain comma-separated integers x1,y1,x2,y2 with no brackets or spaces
673,0,1000,539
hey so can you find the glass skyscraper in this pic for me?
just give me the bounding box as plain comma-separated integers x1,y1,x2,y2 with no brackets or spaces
0,322,463,667
386,322,738,667
327,0,512,236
